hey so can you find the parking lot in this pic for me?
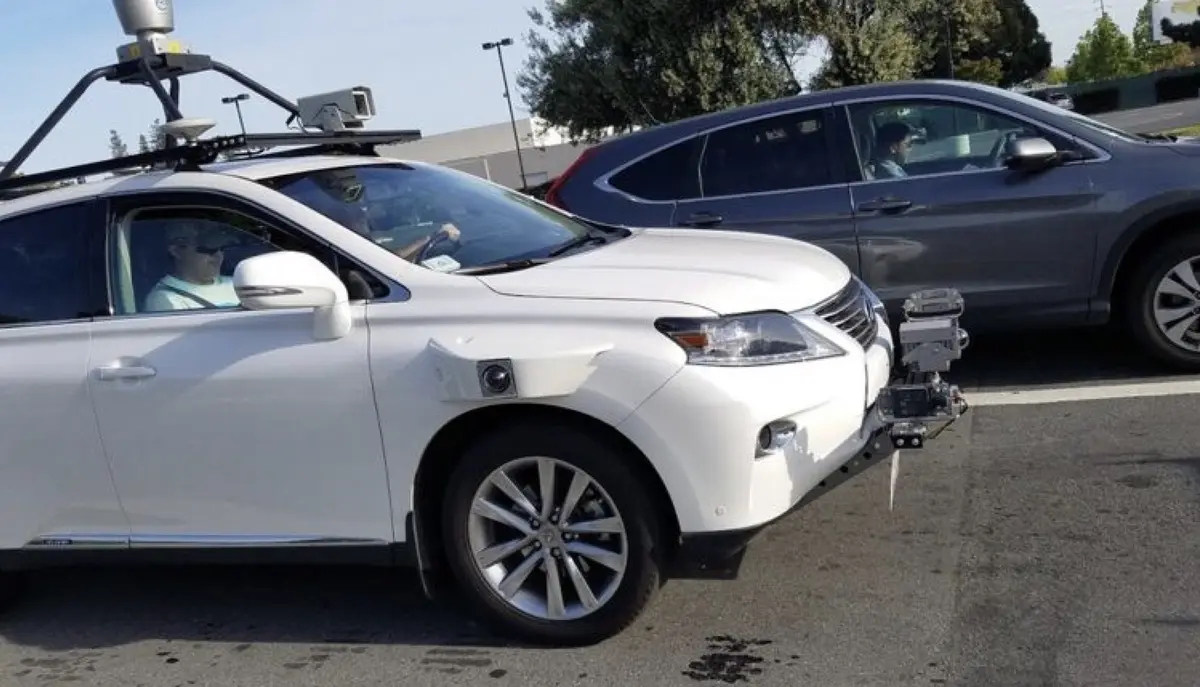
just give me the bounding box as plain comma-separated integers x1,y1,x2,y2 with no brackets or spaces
1,328,1198,687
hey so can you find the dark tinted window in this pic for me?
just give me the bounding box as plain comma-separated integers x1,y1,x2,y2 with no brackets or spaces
0,202,99,326
700,109,833,197
609,137,704,201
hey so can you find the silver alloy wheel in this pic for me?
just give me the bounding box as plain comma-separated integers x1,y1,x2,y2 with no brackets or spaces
466,456,629,621
1153,257,1200,353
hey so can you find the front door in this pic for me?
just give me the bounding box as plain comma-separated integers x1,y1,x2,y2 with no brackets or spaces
670,105,860,275
86,193,394,547
840,97,1101,329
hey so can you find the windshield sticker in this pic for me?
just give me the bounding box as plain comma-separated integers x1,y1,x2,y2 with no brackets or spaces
420,255,462,272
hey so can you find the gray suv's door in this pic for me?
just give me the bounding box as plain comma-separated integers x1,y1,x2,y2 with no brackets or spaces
839,96,1103,328
668,106,860,275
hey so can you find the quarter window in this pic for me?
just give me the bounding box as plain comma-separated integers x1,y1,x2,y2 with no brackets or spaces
609,137,704,201
0,202,101,326
700,109,834,197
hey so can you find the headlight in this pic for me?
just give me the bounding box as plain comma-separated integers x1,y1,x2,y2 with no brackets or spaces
655,311,847,366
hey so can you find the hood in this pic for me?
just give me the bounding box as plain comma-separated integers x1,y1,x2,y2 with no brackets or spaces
478,227,851,314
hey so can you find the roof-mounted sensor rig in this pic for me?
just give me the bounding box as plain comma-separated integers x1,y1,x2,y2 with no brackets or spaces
0,0,421,193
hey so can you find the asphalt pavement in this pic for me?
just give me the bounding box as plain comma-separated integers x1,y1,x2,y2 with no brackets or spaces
2,329,1199,687
1092,99,1200,134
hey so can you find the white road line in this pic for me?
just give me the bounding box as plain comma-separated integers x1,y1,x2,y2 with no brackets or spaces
969,378,1200,407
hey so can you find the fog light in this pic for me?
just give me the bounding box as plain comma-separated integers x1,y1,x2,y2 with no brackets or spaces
755,420,797,458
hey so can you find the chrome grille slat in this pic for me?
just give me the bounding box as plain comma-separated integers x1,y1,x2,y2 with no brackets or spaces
810,278,878,349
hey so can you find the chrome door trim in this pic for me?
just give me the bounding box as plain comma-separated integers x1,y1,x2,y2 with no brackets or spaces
127,534,389,548
24,534,130,549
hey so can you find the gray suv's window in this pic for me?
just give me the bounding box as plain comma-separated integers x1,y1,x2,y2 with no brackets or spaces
609,136,705,201
0,203,97,327
700,109,833,197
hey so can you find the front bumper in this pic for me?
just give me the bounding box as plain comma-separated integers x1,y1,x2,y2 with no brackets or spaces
619,289,970,580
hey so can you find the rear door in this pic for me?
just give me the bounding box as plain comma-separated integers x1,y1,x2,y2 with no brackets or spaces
668,106,861,276
838,95,1102,328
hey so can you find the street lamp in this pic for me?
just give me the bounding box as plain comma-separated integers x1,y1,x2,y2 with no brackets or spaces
481,37,528,190
221,92,250,137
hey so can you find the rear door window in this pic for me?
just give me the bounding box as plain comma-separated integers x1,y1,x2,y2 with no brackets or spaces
700,108,835,197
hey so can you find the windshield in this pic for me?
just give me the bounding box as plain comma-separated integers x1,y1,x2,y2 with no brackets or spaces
261,162,604,271
987,85,1145,143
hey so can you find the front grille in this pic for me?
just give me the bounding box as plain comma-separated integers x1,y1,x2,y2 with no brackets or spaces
811,278,878,349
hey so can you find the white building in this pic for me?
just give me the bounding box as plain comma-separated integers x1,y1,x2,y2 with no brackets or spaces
377,116,607,190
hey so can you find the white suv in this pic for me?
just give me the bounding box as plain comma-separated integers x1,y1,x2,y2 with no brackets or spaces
0,150,965,645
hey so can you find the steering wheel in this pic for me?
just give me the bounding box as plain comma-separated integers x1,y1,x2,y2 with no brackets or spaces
414,227,462,264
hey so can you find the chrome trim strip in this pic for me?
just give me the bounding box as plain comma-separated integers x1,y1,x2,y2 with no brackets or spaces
592,90,1111,206
24,534,389,549
25,534,130,549
128,534,388,548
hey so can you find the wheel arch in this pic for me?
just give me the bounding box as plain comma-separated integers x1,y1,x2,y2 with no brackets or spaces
1100,200,1200,317
409,402,681,596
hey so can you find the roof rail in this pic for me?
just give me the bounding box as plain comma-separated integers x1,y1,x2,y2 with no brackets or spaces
0,130,422,197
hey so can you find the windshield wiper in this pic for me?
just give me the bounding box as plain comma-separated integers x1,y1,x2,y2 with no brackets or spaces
547,231,611,257
454,259,548,275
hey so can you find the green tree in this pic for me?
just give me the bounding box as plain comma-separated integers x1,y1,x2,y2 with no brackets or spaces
1066,13,1140,83
1133,0,1195,71
108,130,129,158
970,0,1052,86
146,119,168,150
809,1,920,89
1043,65,1069,83
516,0,815,141
810,0,998,89
137,134,150,154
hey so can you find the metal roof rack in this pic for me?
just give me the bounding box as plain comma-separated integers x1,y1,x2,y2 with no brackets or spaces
0,0,422,198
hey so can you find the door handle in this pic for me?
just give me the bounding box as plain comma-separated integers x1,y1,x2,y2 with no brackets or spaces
95,365,157,381
679,211,723,228
857,197,913,214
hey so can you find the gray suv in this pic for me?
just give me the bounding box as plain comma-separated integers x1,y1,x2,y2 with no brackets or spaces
544,79,1200,370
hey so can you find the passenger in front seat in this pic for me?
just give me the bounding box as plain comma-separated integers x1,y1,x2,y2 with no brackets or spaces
143,221,240,312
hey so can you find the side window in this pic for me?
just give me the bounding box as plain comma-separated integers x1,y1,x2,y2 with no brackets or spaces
608,136,704,201
112,204,386,316
700,109,833,197
0,202,102,327
846,99,1075,180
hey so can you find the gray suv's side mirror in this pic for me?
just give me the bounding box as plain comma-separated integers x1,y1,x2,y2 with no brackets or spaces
1005,137,1060,171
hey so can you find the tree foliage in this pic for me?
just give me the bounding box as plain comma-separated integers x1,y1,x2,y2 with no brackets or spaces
516,0,815,142
1066,13,1140,83
967,0,1051,87
108,130,129,159
1133,0,1195,71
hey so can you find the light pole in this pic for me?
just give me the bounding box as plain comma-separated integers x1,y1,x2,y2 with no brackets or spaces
221,92,250,137
482,37,528,190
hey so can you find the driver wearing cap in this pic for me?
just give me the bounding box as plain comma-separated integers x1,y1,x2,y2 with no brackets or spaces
144,220,241,311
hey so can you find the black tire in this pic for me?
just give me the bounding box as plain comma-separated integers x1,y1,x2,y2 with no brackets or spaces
441,423,663,646
1124,232,1200,370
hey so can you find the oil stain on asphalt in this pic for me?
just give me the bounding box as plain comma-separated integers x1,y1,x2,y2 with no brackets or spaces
682,635,774,683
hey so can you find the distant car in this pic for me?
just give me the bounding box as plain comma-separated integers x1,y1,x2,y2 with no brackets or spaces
1045,91,1075,110
544,78,1200,370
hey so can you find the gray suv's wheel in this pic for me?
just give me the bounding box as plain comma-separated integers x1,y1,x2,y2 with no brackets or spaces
1126,233,1200,370
441,423,663,646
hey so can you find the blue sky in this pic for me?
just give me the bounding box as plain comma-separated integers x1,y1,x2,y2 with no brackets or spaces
0,0,1143,175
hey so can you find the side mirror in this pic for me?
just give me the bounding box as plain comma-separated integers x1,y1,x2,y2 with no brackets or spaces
1005,136,1060,172
233,251,353,341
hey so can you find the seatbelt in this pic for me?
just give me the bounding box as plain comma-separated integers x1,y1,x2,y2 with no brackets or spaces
158,284,220,309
